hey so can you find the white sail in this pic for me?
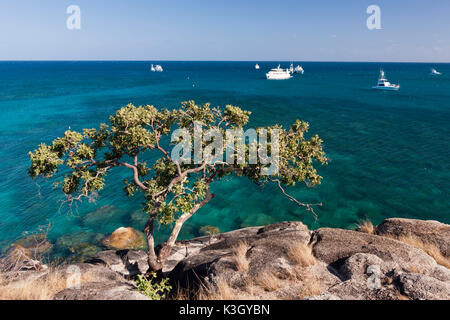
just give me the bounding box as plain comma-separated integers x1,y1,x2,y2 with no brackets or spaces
430,68,441,75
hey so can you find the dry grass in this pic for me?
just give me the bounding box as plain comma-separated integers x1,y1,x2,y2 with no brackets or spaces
0,268,103,300
231,241,250,272
298,274,322,299
171,286,191,300
396,234,450,269
356,219,375,234
254,271,284,292
197,277,236,300
395,289,410,301
287,243,316,267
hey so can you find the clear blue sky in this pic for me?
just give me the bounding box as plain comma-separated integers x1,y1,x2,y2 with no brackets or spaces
0,0,449,61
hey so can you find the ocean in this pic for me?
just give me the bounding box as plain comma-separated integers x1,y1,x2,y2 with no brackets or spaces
0,61,449,259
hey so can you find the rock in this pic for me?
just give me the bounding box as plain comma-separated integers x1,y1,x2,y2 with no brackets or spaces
3,217,449,300
81,205,127,230
312,228,437,275
53,281,150,300
86,249,149,277
56,230,104,248
101,227,147,250
339,253,392,281
325,279,399,300
14,234,52,255
431,265,450,282
376,218,450,257
399,273,450,300
0,244,47,272
304,293,341,300
169,221,312,290
66,242,103,263
56,263,125,283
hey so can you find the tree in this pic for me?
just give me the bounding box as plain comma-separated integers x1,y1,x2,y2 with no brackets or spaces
28,101,327,272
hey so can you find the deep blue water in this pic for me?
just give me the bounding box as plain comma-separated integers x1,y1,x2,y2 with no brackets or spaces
0,61,449,257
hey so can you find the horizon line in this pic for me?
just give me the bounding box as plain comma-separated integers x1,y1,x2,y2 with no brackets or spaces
0,59,449,64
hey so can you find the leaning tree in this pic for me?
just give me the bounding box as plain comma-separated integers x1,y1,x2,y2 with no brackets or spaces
28,101,327,272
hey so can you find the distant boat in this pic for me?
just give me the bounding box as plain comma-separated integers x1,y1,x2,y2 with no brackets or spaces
294,65,304,74
430,68,442,75
255,63,260,70
151,64,163,72
372,69,400,91
266,65,292,80
289,63,304,74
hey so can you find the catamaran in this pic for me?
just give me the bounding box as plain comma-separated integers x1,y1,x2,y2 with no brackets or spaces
151,64,163,72
289,63,304,74
294,65,304,74
372,69,400,91
266,65,292,80
430,68,442,75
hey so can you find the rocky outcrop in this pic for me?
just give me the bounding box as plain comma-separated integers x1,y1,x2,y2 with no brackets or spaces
53,281,149,300
1,217,448,300
376,218,450,257
169,222,313,288
101,227,147,250
0,233,54,273
86,249,149,277
312,228,437,274
166,219,450,300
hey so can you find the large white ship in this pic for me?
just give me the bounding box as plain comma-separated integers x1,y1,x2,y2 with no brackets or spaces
266,65,292,80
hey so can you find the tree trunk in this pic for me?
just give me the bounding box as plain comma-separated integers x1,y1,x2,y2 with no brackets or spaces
143,192,215,273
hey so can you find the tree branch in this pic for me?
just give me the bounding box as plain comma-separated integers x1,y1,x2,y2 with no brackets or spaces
268,177,321,220
118,162,148,191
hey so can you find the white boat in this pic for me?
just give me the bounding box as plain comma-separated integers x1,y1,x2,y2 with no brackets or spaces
255,63,260,70
151,64,163,72
266,65,292,80
294,65,304,74
430,68,442,75
372,69,400,91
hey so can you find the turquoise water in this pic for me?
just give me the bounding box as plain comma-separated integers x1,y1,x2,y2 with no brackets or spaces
0,61,449,257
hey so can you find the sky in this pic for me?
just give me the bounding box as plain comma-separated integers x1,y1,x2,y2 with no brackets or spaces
0,0,449,62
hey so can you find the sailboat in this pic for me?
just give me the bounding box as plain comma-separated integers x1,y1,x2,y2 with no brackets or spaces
255,63,260,70
430,68,442,75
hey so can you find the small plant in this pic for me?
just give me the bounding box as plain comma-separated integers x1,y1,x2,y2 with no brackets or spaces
356,219,375,234
199,225,220,244
199,225,220,237
287,243,316,267
231,241,250,272
136,273,172,300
